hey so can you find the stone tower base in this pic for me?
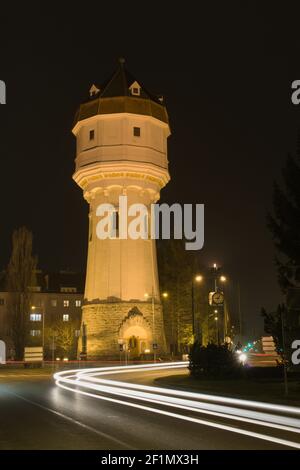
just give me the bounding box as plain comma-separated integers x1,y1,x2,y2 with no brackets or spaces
79,301,167,358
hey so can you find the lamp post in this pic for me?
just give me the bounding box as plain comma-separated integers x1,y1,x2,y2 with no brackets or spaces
214,310,220,346
219,275,227,341
31,303,45,365
145,289,156,363
151,288,155,363
161,291,171,354
211,264,227,343
192,275,203,344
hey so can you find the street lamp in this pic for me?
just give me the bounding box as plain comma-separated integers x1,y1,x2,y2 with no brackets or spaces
31,303,45,365
145,289,156,362
192,274,203,343
162,292,169,298
214,315,220,345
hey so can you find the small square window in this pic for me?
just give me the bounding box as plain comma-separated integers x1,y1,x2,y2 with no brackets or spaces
133,127,140,137
89,129,95,140
30,313,42,322
63,300,69,307
30,330,41,337
63,314,69,322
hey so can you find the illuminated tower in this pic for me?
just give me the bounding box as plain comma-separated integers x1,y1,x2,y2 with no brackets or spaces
72,59,170,357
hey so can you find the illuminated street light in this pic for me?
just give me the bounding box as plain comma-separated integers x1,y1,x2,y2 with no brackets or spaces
145,290,156,363
162,292,169,298
31,304,45,365
192,275,204,343
214,316,218,321
220,275,227,282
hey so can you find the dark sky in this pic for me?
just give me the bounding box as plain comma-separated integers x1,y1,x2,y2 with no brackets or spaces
1,3,300,337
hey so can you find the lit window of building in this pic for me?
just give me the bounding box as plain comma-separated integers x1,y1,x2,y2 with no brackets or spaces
75,300,81,307
51,299,57,307
63,300,69,307
63,314,69,322
29,286,41,292
30,313,42,322
30,330,41,336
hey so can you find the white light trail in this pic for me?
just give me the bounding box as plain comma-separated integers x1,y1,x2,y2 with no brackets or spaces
54,362,300,449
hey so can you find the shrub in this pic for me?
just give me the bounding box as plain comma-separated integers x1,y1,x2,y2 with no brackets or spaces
189,342,243,379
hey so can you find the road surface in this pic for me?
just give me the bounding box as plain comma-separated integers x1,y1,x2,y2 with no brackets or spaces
0,362,299,450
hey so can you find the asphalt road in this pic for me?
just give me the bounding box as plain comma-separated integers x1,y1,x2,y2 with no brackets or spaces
0,363,299,450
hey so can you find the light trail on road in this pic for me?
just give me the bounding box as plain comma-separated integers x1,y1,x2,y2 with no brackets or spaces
54,362,300,449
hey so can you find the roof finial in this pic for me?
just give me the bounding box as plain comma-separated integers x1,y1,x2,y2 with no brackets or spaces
118,57,125,66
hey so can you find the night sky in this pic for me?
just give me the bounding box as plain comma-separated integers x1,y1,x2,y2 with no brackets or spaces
1,3,300,336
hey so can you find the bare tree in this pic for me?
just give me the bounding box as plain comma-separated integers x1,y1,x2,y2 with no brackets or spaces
6,227,37,360
46,322,75,358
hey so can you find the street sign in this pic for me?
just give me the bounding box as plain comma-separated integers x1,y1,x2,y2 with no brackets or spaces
0,340,6,364
24,347,43,363
261,336,277,356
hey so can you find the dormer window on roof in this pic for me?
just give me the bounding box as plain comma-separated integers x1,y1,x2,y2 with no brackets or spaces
129,81,141,96
74,59,169,125
89,84,100,97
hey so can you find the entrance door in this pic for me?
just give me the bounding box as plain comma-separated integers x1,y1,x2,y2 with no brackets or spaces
128,336,139,356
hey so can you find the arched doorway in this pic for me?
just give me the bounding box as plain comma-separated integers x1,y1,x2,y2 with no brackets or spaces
118,307,152,357
123,325,149,356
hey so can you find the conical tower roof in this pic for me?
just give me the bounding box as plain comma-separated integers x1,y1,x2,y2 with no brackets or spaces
74,59,169,126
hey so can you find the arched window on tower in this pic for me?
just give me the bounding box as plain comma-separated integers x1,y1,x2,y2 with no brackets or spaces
112,208,119,238
89,211,93,242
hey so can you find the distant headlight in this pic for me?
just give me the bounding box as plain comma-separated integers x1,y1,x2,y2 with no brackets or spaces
239,353,247,363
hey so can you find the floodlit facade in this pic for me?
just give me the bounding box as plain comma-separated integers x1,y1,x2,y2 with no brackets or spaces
73,59,171,357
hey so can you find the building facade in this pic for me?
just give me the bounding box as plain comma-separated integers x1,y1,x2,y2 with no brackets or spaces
73,60,170,358
0,270,84,359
